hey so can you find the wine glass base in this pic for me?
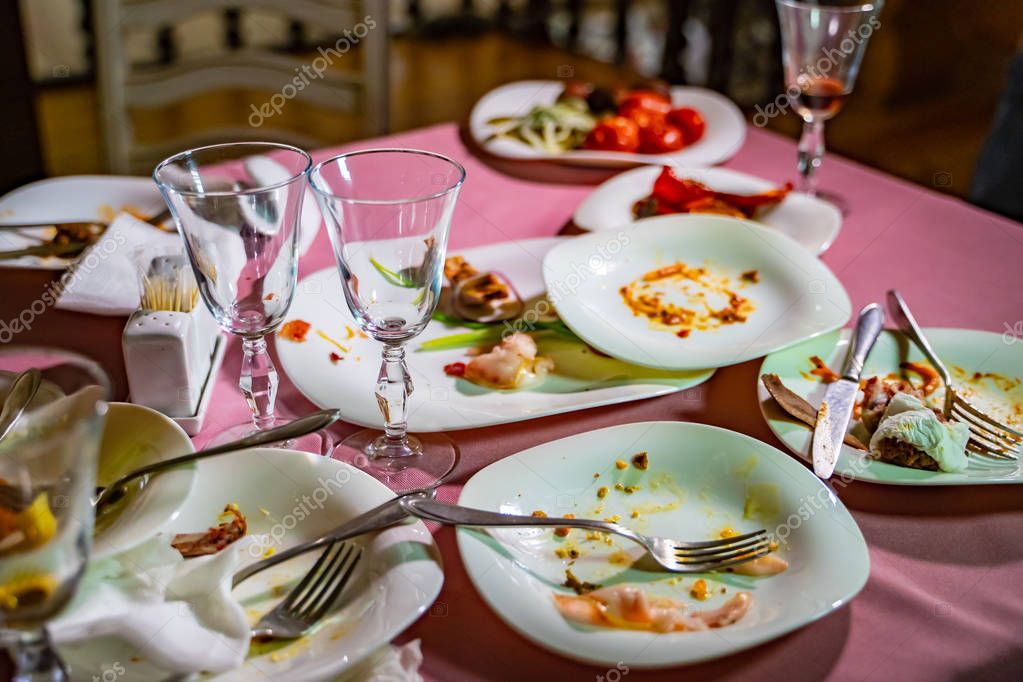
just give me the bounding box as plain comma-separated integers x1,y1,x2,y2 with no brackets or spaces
808,189,850,216
332,430,458,491
202,418,335,456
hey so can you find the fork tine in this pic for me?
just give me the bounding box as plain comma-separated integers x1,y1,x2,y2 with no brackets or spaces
305,546,362,623
674,543,773,572
952,403,1021,450
674,533,768,559
957,417,1020,460
280,539,343,611
292,542,350,617
675,538,772,565
673,529,766,550
951,393,1023,439
966,439,1017,462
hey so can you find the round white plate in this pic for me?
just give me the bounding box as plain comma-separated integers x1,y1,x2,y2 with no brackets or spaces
63,449,444,681
0,175,163,270
277,238,715,432
92,402,198,559
456,421,869,668
469,80,746,167
543,216,851,371
572,165,842,255
759,328,1023,485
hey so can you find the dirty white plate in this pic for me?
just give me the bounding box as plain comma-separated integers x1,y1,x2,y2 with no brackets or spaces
572,165,841,255
543,216,851,371
456,421,869,668
469,80,745,167
277,238,715,432
758,328,1023,485
62,449,443,681
0,175,163,269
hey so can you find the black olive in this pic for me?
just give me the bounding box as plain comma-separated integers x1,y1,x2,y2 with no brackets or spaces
586,87,617,114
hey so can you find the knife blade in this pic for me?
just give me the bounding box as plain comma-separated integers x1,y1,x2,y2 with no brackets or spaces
812,303,886,479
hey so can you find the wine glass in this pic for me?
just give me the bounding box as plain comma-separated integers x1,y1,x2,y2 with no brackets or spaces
154,142,333,454
309,149,465,488
0,386,106,681
776,0,884,212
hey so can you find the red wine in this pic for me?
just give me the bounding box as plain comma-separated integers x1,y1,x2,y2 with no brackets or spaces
794,78,849,120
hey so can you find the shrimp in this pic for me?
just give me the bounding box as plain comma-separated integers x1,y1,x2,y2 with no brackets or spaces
553,585,752,632
463,332,553,389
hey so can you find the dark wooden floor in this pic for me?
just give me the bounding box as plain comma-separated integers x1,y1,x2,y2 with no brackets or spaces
34,31,1017,200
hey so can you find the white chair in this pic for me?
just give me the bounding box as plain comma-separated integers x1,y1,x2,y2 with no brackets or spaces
94,0,388,173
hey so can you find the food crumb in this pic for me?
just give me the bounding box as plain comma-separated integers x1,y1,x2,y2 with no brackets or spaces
604,515,621,523
632,452,649,470
554,514,574,537
741,269,760,283
279,319,311,342
261,547,276,558
615,459,628,470
593,472,600,479
597,486,609,499
691,579,710,601
555,548,568,559
719,527,739,539
631,510,640,518
614,482,624,491
531,510,547,518
329,352,343,364
563,569,600,595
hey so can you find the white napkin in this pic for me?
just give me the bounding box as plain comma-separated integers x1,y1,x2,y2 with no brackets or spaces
49,534,252,676
55,213,182,315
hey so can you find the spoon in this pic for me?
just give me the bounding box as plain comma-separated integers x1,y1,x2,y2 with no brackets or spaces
93,408,341,511
0,369,42,442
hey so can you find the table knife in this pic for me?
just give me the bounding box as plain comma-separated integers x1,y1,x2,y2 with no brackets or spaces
811,303,885,479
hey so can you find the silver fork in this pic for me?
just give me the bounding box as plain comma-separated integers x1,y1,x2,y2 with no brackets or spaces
250,540,363,639
402,497,771,573
887,290,1021,461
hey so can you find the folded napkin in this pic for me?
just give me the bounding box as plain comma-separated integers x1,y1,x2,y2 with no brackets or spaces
55,213,182,316
49,533,251,676
339,639,424,682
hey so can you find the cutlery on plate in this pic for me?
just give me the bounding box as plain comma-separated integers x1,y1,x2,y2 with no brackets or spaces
232,487,434,587
887,290,1021,461
401,497,771,573
0,368,42,442
93,408,342,511
0,208,175,233
811,303,885,479
250,540,362,639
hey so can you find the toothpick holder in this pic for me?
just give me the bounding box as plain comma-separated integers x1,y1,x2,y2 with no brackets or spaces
123,305,220,418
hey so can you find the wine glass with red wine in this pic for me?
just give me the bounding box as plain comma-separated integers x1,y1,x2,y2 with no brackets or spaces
776,0,884,213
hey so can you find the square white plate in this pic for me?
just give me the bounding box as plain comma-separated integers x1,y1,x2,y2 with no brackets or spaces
543,215,851,370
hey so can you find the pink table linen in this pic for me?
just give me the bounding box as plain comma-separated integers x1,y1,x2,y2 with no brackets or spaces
116,124,1023,679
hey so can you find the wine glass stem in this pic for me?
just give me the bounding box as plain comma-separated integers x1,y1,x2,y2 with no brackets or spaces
375,342,412,449
11,629,68,681
240,336,278,431
797,117,826,195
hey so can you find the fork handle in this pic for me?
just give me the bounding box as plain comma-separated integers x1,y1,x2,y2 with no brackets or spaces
401,498,642,545
886,290,952,386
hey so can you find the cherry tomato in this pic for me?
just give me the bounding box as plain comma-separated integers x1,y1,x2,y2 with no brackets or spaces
667,107,706,144
620,106,665,133
617,91,672,117
639,120,685,154
582,116,640,153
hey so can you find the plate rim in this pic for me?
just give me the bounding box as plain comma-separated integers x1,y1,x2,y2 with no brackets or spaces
455,419,870,668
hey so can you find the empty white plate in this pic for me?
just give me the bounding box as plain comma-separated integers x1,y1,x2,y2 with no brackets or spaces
469,80,746,167
277,238,715,432
572,165,842,255
456,421,870,668
543,215,851,371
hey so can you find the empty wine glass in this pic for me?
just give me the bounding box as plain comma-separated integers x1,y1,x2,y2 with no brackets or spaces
0,386,106,681
154,142,333,454
776,0,884,212
309,149,465,488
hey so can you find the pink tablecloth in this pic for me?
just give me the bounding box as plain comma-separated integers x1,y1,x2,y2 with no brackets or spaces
199,123,1023,681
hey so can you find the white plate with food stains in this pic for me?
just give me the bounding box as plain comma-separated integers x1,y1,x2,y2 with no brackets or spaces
0,175,165,269
572,165,842,255
543,215,851,371
277,238,715,432
758,328,1023,485
60,449,443,681
455,421,869,668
